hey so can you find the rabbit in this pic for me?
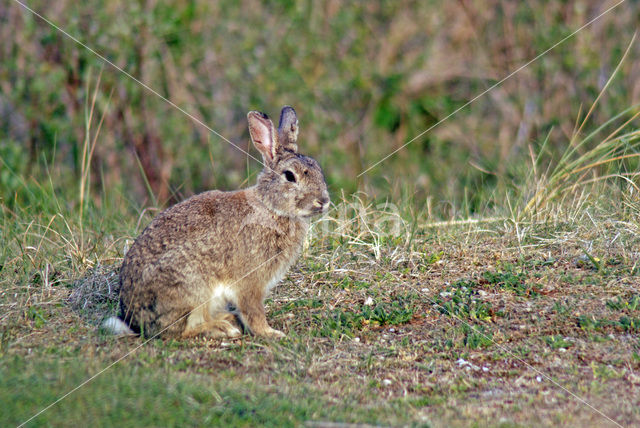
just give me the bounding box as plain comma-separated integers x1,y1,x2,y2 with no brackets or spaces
103,106,329,339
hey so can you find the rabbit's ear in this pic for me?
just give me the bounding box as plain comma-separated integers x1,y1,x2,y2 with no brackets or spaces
248,111,278,163
278,106,299,153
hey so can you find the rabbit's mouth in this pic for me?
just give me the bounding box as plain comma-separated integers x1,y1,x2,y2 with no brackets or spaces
307,197,330,216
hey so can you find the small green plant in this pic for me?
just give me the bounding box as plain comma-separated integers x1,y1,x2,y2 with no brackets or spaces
313,298,416,339
462,325,494,349
522,257,556,268
579,248,602,272
362,301,414,325
618,316,640,332
270,298,324,317
424,251,443,265
606,295,640,312
433,280,495,321
577,315,640,333
314,309,364,339
590,362,622,380
481,264,539,297
336,276,372,290
26,306,47,329
577,316,613,332
552,301,571,315
418,250,444,271
543,335,573,350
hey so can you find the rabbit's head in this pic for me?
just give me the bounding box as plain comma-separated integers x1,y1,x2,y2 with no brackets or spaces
248,106,329,218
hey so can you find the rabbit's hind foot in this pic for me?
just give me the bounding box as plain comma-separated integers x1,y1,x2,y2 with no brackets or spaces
182,307,242,339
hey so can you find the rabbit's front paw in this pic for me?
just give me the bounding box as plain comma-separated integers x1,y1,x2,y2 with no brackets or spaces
264,328,286,339
226,325,243,338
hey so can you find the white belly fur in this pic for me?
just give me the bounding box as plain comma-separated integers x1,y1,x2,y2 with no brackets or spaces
185,284,237,331
208,284,237,315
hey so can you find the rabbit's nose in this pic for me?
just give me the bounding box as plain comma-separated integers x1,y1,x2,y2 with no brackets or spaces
314,197,330,212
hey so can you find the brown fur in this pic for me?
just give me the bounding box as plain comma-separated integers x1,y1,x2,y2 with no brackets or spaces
115,107,329,339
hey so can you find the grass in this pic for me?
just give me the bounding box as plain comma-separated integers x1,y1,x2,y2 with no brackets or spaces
2,180,639,426
2,6,640,426
2,132,640,426
1,356,398,428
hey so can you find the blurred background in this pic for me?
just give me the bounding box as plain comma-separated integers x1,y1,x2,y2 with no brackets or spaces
1,0,639,218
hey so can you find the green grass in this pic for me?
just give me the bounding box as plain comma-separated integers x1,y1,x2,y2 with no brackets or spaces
0,356,398,428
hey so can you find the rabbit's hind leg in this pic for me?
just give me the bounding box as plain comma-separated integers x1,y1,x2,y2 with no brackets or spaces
235,291,285,339
182,306,242,339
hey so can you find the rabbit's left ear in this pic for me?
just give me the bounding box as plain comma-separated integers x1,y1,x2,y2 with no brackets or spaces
278,106,299,153
248,111,278,163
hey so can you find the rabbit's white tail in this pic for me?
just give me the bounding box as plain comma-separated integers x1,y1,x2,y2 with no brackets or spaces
102,316,135,335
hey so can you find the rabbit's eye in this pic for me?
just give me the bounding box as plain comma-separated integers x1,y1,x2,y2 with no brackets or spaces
284,170,296,183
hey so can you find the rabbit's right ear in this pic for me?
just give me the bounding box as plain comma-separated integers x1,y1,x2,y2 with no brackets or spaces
248,111,277,164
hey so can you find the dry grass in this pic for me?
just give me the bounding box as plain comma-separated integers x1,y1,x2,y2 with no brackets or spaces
67,263,119,325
